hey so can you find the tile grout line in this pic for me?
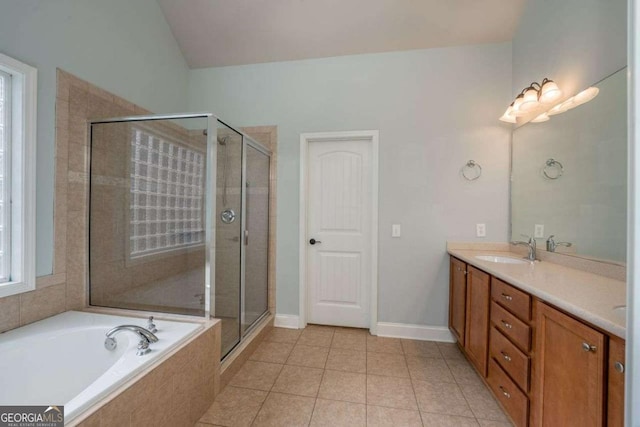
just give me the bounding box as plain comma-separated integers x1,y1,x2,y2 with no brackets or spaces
403,344,425,426
248,328,301,426
307,328,334,426
440,345,485,424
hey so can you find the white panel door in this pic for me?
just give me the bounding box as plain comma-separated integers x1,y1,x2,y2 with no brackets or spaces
307,138,372,328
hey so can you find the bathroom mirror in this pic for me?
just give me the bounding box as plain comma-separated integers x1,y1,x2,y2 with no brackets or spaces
511,68,627,263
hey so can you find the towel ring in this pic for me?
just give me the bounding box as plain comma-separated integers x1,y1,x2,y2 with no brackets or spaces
543,158,564,180
461,160,482,181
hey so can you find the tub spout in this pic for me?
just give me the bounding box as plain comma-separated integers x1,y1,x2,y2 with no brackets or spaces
104,325,159,356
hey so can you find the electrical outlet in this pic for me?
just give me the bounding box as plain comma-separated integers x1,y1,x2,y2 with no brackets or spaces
476,223,486,238
392,224,401,238
534,224,544,238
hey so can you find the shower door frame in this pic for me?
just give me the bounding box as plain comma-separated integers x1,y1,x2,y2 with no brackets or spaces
88,112,217,319
238,133,272,340
88,113,273,356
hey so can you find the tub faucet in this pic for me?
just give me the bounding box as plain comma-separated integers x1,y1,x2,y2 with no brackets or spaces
146,316,157,334
104,325,159,356
511,235,537,261
546,235,572,253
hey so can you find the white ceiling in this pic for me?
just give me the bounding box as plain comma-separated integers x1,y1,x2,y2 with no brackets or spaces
157,0,527,69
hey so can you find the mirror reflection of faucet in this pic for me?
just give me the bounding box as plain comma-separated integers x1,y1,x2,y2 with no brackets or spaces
546,235,572,252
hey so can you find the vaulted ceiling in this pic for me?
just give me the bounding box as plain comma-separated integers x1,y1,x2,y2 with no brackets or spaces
157,0,527,68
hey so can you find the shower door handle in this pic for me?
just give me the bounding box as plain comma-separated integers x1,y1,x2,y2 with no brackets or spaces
244,230,249,245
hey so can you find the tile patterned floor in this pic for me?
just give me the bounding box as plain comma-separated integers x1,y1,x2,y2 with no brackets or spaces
198,325,513,427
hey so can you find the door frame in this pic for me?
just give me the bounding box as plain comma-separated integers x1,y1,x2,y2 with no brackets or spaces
299,130,379,334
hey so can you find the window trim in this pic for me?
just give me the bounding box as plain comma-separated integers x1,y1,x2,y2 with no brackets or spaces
0,52,37,298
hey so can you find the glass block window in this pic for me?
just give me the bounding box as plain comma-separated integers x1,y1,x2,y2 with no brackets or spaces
129,127,205,257
0,70,11,283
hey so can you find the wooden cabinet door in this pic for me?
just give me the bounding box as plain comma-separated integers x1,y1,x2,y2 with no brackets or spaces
449,257,467,345
607,336,625,427
532,302,605,427
464,266,490,376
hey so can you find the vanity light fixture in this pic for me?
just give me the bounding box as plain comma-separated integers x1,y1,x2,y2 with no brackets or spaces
539,78,562,103
500,79,599,123
547,87,599,116
499,102,517,123
500,78,563,122
572,86,600,106
532,112,550,123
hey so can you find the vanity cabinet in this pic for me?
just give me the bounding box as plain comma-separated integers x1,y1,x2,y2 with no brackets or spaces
607,336,625,427
449,257,468,345
464,266,491,376
488,278,533,427
447,255,626,427
532,301,606,426
448,259,491,376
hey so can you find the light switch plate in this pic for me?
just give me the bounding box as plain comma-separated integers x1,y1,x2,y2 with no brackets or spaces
476,223,486,237
534,224,544,238
392,224,401,238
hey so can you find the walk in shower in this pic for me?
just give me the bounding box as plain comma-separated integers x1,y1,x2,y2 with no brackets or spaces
88,113,271,359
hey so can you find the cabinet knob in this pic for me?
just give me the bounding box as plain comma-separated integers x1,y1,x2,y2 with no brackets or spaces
499,386,511,399
501,320,513,329
614,361,625,373
501,351,512,362
581,342,597,353
501,293,513,301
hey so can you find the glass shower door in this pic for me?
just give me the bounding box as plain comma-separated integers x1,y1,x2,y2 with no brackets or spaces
242,144,270,332
215,123,243,357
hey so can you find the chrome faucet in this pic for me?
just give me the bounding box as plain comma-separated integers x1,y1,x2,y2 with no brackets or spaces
104,325,159,356
546,235,572,253
511,234,537,261
146,316,157,333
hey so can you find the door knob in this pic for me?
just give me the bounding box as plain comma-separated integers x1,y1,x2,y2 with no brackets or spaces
309,238,322,245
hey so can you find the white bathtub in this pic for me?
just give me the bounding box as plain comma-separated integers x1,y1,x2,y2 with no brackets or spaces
0,311,203,423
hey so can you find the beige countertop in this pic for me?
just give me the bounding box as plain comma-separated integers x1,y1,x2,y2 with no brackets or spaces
448,248,627,339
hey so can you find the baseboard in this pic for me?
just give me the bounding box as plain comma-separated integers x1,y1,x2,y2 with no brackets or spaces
274,314,300,329
376,322,455,342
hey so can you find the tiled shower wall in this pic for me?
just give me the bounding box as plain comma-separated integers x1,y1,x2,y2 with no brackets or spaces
0,69,278,333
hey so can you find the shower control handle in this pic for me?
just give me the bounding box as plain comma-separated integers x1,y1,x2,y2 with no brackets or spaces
309,238,322,245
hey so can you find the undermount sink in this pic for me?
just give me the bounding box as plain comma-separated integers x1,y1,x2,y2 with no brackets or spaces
475,255,529,265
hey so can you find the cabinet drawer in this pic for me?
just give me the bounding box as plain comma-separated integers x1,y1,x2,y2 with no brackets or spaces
490,327,530,392
487,358,529,427
491,301,531,352
491,278,531,322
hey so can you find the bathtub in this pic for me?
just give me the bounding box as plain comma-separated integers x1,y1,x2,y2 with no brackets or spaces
0,311,203,423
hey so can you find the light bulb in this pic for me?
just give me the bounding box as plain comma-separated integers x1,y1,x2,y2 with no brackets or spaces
532,112,550,123
520,87,540,112
499,105,516,123
572,87,599,106
539,80,562,103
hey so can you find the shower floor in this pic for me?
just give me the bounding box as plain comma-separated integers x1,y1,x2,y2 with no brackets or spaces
100,268,205,316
